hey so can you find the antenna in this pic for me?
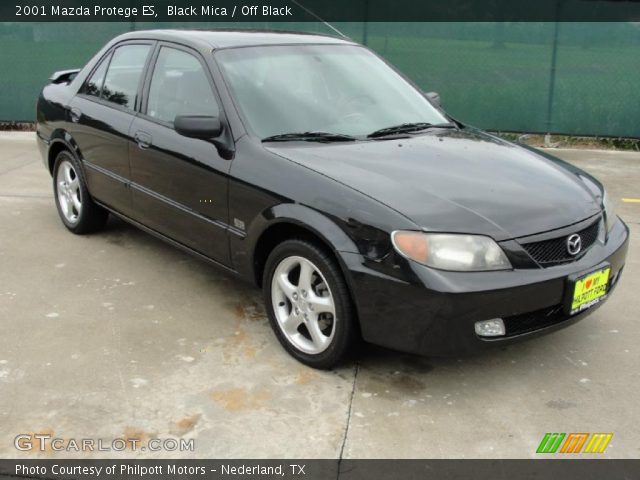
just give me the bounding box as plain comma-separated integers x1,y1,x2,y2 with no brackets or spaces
289,0,350,39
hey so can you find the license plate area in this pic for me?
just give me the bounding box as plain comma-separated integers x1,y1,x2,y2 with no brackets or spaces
564,265,611,315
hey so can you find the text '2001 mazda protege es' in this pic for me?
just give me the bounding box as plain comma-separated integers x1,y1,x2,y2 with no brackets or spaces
37,30,629,368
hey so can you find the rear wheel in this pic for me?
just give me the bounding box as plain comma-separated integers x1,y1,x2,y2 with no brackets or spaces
263,239,355,369
53,150,108,234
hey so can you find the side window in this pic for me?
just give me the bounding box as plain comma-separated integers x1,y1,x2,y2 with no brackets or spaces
147,47,219,125
101,44,151,110
80,53,111,98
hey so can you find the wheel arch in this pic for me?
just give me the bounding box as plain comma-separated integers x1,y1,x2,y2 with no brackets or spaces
249,205,358,285
47,130,82,175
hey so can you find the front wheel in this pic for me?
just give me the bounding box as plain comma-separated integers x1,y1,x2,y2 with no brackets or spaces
263,239,356,369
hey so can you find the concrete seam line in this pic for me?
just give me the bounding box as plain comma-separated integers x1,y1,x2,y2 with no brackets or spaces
0,159,38,176
337,362,359,477
0,150,35,164
0,194,51,198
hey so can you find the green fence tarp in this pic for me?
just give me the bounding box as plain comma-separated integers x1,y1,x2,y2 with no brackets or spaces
1,22,639,137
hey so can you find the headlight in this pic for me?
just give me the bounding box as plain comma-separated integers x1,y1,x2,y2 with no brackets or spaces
391,231,512,271
602,191,617,232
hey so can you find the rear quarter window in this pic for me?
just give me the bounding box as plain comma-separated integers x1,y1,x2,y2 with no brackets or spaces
79,53,111,98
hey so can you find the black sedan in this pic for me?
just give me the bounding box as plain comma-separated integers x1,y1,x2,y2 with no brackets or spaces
36,29,629,368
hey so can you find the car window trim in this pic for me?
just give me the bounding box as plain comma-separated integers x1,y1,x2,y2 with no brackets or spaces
75,40,156,115
138,41,229,133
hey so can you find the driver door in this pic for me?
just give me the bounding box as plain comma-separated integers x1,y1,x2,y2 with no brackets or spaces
128,43,232,265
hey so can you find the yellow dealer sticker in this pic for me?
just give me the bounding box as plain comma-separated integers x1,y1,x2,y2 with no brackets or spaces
571,268,610,314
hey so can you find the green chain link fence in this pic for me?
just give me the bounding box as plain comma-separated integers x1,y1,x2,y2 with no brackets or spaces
1,22,639,137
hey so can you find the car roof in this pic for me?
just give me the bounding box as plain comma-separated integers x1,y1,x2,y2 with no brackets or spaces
116,29,356,50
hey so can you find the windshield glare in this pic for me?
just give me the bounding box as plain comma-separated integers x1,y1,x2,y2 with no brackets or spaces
215,44,448,139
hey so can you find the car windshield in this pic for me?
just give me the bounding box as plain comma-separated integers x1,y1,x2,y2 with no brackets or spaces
215,44,449,139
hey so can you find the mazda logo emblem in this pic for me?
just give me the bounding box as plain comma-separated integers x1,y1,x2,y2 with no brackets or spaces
567,233,582,256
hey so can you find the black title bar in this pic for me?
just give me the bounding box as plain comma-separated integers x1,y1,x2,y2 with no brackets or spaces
4,0,640,22
1,459,640,480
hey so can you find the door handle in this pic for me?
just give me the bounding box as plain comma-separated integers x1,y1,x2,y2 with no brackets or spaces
69,107,81,123
134,131,152,149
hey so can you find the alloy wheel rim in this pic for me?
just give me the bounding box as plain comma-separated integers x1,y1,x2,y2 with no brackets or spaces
56,160,82,224
271,255,336,354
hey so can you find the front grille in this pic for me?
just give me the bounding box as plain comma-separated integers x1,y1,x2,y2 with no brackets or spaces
520,221,600,267
503,304,566,336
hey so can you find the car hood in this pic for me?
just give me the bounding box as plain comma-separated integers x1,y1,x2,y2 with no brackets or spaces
266,129,603,240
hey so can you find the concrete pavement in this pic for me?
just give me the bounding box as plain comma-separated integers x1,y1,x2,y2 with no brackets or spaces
0,133,638,459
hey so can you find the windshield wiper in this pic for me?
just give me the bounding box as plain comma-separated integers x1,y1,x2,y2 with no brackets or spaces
367,122,456,138
262,132,357,143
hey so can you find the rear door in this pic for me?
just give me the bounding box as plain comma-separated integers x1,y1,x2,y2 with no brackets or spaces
68,42,154,216
128,43,232,265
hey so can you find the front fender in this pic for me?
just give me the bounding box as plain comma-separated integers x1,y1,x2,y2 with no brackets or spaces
231,203,361,283
255,203,361,253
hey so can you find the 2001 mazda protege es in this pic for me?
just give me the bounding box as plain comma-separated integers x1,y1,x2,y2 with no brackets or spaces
37,30,629,368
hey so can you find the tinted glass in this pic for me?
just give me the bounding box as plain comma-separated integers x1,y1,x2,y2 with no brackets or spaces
101,44,151,109
147,47,219,124
216,45,448,138
80,54,110,98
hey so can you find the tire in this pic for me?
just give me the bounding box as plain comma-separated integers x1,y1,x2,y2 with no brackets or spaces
52,150,108,234
263,239,356,369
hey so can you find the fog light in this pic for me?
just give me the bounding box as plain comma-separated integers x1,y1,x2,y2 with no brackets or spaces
474,319,505,337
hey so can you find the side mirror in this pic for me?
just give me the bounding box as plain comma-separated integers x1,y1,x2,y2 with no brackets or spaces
425,91,441,107
174,115,222,139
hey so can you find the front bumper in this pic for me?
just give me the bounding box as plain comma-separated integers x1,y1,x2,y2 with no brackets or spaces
342,218,629,356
